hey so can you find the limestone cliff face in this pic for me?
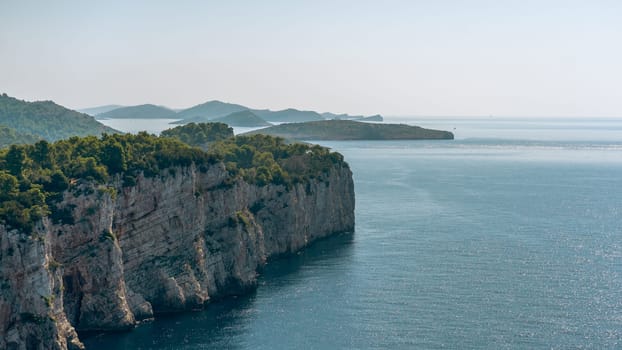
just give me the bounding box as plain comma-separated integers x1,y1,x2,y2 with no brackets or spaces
0,161,354,349
0,225,83,350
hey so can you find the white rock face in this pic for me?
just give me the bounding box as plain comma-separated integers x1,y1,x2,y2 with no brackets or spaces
0,161,354,349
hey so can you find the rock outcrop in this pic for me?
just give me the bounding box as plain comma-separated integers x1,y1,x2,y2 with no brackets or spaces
0,161,354,349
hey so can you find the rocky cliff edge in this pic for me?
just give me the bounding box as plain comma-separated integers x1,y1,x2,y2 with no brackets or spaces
0,161,354,349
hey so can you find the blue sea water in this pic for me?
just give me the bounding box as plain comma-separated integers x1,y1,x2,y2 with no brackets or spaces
87,118,622,349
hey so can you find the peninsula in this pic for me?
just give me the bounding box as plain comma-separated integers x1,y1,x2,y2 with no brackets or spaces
243,120,454,140
0,130,354,349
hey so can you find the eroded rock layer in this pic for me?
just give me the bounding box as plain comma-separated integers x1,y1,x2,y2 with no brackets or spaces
0,162,354,349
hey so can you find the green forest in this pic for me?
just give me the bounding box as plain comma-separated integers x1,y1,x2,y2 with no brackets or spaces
0,123,345,233
0,93,117,141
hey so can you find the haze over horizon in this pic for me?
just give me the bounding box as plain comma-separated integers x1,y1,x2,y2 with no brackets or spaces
1,1,621,118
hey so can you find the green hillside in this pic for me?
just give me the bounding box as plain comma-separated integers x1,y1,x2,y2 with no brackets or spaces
0,93,118,141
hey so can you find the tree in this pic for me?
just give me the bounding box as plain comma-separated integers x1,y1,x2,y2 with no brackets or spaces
46,170,69,192
101,139,127,174
31,140,53,168
5,145,27,177
0,171,19,200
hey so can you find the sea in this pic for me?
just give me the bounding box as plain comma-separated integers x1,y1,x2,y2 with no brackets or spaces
85,117,622,349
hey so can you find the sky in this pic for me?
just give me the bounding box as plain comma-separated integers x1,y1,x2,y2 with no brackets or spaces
1,0,621,117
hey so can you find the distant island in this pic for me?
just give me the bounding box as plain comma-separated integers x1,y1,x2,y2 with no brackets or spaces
358,114,383,122
243,120,454,140
321,112,384,122
253,108,324,123
173,100,248,121
79,99,384,125
96,104,177,119
77,104,124,116
212,110,272,127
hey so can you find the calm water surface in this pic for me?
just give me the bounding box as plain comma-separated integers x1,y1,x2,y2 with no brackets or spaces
87,119,622,349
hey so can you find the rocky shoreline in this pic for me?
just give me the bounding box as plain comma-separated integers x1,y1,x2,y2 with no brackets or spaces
0,161,354,349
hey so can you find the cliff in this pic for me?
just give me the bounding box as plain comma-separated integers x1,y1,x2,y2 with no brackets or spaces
0,161,354,349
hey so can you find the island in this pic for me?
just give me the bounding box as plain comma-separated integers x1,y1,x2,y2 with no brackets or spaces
357,114,383,122
172,100,248,122
243,119,454,140
321,113,384,122
95,104,177,119
212,110,272,127
77,99,385,124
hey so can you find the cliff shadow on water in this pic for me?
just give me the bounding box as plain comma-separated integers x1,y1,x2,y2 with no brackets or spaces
81,232,356,349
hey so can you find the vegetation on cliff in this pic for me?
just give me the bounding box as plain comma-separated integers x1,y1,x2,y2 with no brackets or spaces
0,124,346,234
244,119,454,140
209,134,344,186
0,133,214,233
0,93,118,141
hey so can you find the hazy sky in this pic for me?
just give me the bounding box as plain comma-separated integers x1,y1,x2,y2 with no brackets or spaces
1,0,621,117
